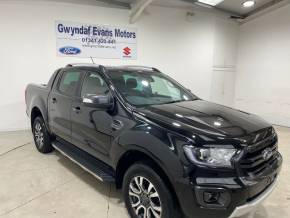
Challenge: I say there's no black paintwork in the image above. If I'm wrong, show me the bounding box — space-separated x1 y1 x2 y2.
25 65 282 218
53 138 115 182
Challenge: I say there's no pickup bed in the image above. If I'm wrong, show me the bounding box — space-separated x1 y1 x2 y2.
26 64 282 218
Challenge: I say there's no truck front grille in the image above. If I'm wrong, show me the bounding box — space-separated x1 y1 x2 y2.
239 130 278 177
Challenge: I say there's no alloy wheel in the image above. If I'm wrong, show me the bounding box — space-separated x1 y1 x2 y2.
34 122 44 148
129 176 162 218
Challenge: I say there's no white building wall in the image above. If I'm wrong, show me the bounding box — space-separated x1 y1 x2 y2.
235 5 290 127
0 0 240 131
210 17 239 107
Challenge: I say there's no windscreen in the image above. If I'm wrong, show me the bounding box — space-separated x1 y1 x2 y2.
107 70 196 107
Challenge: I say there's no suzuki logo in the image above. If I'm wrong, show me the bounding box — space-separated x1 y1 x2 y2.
123 47 131 56
262 148 273 161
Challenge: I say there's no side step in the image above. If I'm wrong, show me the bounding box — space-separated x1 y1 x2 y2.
52 140 115 183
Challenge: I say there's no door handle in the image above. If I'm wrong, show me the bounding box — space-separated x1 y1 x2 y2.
52 98 57 104
73 106 81 113
111 119 123 130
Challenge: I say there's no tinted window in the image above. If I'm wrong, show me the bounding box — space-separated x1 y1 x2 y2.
59 71 81 96
81 72 109 97
107 70 196 107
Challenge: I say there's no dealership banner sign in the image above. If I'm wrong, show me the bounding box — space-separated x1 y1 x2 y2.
55 21 137 59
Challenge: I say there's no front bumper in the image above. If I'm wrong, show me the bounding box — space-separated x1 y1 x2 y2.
229 177 278 218
174 152 282 218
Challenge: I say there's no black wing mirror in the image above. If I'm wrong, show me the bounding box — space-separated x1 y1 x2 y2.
82 94 113 110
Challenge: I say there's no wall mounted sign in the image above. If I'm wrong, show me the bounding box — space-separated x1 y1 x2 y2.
55 21 137 60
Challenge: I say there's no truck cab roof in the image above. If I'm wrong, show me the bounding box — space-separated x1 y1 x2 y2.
65 63 160 73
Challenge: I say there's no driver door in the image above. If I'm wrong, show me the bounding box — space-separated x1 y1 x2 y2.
71 71 113 163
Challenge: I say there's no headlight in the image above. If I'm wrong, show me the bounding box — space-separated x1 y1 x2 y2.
183 145 237 168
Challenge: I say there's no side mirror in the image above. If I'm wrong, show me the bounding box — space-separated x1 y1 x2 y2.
82 94 113 110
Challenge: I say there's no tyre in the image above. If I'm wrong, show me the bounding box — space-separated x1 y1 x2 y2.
123 162 179 218
32 116 54 153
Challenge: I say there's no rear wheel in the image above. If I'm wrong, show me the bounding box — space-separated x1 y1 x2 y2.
123 163 179 218
32 116 54 153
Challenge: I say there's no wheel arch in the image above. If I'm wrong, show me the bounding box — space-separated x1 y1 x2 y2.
30 106 52 134
31 107 43 129
115 149 181 209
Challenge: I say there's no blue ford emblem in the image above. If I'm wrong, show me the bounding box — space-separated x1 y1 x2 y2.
59 46 81 55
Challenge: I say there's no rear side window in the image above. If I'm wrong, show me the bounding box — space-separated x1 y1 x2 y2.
59 71 81 96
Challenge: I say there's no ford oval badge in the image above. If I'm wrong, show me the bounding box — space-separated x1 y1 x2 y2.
59 46 81 55
262 148 273 161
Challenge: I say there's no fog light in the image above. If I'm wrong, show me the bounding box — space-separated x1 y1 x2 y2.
204 191 220 204
195 186 231 208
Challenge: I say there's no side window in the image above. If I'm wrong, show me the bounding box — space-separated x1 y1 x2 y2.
59 71 81 96
81 72 109 97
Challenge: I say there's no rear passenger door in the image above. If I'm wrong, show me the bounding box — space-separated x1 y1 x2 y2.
48 69 83 143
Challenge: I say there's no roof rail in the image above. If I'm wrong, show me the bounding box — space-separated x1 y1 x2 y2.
117 65 161 72
66 63 101 68
65 64 161 73
152 67 161 73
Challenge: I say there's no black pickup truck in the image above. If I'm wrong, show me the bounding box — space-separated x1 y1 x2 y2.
25 64 282 218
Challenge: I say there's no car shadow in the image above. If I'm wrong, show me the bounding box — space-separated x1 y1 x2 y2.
52 150 124 204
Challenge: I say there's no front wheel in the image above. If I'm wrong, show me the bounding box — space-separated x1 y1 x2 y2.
123 163 179 218
32 116 54 153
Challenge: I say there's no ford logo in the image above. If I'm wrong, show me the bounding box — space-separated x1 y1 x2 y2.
59 46 81 55
262 148 273 161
